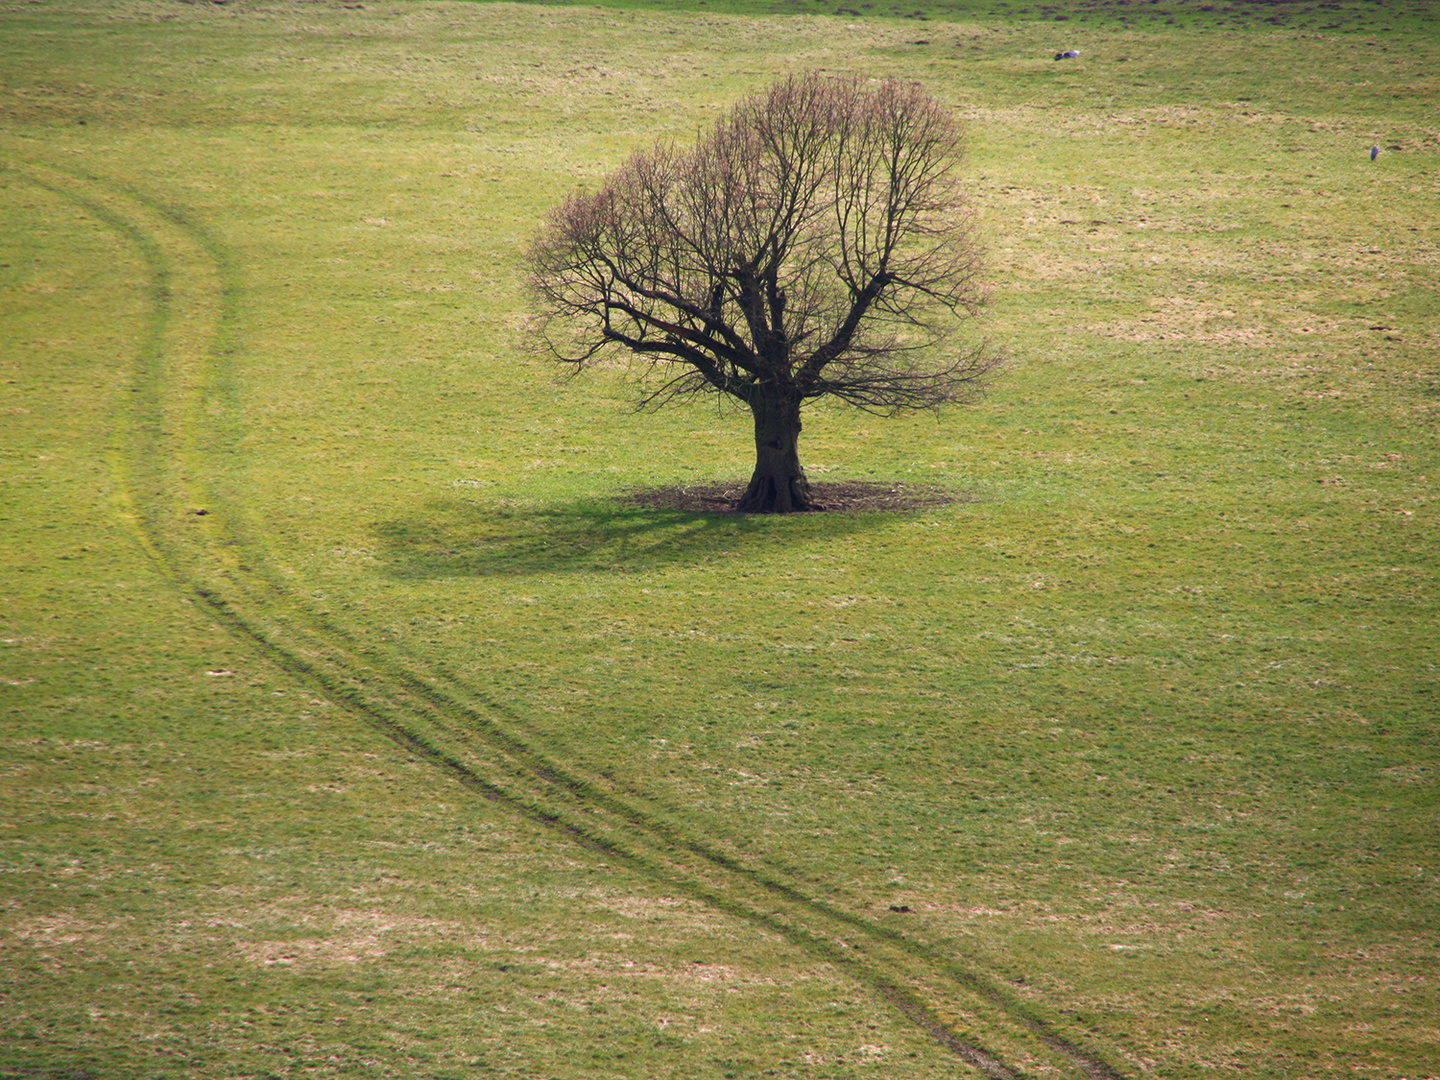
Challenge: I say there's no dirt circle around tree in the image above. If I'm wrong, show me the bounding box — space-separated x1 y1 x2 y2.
618 480 972 514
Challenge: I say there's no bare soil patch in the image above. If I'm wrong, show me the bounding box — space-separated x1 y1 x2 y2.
619 480 970 514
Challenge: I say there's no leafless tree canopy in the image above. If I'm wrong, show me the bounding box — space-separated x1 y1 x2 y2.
526 72 998 511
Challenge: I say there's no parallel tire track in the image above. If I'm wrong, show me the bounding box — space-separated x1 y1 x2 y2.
19 161 1125 1080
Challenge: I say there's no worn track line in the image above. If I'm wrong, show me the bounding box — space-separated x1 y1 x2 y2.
19 160 1125 1080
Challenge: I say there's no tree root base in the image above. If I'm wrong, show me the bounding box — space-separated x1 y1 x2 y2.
620 480 969 515
731 493 824 514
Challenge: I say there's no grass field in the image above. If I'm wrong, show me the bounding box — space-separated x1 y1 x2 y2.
2 1 1437 1077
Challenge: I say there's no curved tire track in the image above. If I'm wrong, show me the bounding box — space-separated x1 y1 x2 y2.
16 160 1125 1080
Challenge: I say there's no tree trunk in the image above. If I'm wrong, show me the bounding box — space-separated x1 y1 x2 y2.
735 389 818 513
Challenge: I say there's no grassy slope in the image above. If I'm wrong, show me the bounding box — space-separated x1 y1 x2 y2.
2 2 1436 1078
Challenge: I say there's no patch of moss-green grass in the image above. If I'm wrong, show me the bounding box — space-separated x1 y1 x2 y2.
503 0 1438 39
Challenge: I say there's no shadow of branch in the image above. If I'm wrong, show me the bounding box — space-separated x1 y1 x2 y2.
370 495 903 579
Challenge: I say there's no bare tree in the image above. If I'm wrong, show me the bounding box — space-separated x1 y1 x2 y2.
527 72 998 512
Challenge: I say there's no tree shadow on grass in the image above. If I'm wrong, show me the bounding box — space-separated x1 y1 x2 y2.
372 485 961 580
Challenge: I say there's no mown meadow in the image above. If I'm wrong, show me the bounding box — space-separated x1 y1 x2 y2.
1 1 1436 1077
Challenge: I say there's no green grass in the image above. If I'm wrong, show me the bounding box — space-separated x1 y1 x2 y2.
2 2 1436 1078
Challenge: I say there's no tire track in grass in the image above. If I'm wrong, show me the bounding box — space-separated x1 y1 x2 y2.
18 160 1124 1080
